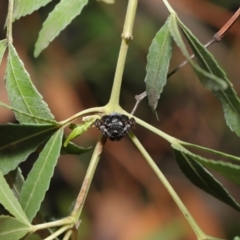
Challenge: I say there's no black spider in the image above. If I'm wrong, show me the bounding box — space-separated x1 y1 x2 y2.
95 113 135 141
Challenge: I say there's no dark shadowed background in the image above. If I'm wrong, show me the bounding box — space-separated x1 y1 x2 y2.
0 0 240 239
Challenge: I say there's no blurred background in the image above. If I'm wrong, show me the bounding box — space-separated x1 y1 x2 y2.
0 0 240 239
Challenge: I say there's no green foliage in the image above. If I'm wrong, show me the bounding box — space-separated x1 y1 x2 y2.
19 129 63 222
6 43 55 123
0 216 31 240
0 171 30 225
64 117 97 147
178 19 240 137
34 0 89 57
61 138 92 155
0 39 7 65
5 168 25 199
145 17 172 111
172 143 240 212
13 0 53 21
0 124 59 174
0 0 240 239
168 13 227 90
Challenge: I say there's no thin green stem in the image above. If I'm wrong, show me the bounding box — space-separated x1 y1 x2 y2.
7 0 14 44
59 107 104 126
129 132 207 239
123 111 177 143
44 225 73 240
32 217 74 232
107 0 138 109
71 136 107 220
63 229 73 240
162 0 176 14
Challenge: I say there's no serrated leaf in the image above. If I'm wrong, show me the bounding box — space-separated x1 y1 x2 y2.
0 124 58 175
64 118 96 147
168 13 227 91
172 143 240 212
180 141 240 163
177 20 240 136
0 171 30 225
61 137 92 155
13 0 53 21
19 129 63 222
5 168 24 199
0 39 7 65
0 216 31 240
34 0 88 57
6 43 55 123
195 158 240 187
144 17 172 110
213 88 240 136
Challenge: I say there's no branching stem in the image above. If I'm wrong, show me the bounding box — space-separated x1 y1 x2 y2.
107 0 138 110
129 132 208 239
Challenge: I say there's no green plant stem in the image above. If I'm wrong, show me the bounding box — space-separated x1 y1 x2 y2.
71 136 107 220
44 225 73 240
107 0 138 109
59 107 104 126
6 0 14 44
162 0 176 14
123 112 177 143
129 132 207 239
32 217 74 232
63 229 73 240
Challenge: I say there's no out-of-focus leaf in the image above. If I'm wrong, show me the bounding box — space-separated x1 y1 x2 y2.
213 88 240 136
6 43 55 123
0 124 58 175
34 0 88 57
180 141 240 163
19 129 63 222
61 137 92 155
64 118 96 147
0 216 31 240
13 0 53 21
0 171 30 225
172 143 240 212
144 17 172 111
0 39 7 65
168 13 227 90
178 19 240 137
188 155 240 187
5 168 24 199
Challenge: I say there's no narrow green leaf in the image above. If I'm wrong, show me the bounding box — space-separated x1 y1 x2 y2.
180 141 240 163
213 88 240 137
64 118 96 147
13 0 53 21
0 171 30 225
5 168 25 199
172 143 240 212
0 216 31 240
0 124 58 175
19 129 63 222
34 0 88 57
168 13 227 90
0 101 56 124
144 17 172 111
61 138 92 155
0 39 7 65
188 157 240 187
6 43 55 123
177 20 240 136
